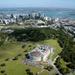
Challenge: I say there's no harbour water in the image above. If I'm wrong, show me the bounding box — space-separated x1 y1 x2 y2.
0 8 75 19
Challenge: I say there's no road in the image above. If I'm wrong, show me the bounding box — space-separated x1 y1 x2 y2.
48 59 62 75
53 55 59 64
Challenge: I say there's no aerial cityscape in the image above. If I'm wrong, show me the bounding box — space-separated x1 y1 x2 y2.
0 0 75 75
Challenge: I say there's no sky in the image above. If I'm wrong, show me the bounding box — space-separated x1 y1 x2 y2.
0 0 75 9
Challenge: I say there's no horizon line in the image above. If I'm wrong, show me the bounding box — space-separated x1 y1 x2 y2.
0 7 75 10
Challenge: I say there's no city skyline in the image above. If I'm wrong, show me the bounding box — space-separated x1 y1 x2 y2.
0 0 75 9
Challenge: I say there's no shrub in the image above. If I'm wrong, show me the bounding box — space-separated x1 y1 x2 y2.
0 63 6 67
24 50 27 52
55 73 59 75
5 58 9 61
0 70 5 73
44 66 53 71
17 54 22 56
28 45 31 47
22 45 26 48
12 57 18 60
26 69 33 75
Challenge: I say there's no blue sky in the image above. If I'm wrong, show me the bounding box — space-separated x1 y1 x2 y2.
0 0 75 8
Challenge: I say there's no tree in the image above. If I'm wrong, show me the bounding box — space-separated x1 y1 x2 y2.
26 69 33 75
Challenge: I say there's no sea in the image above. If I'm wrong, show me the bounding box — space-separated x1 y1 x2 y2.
0 7 75 19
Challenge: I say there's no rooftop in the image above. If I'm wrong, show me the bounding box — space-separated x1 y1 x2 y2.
30 50 42 57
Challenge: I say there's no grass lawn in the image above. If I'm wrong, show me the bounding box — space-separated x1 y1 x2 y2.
39 69 56 75
0 42 24 60
5 60 41 75
0 39 61 75
0 59 42 75
0 41 35 60
0 41 41 75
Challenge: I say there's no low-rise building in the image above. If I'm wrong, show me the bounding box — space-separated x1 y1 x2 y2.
27 45 54 62
37 20 45 25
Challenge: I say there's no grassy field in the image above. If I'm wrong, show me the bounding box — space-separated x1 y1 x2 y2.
0 39 61 75
0 24 30 30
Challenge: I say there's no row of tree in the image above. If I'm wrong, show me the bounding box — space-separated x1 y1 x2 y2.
57 28 75 69
55 28 75 74
9 28 57 42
